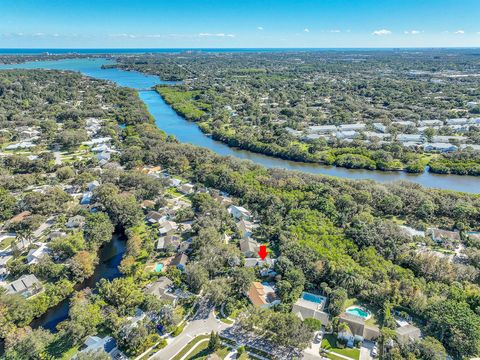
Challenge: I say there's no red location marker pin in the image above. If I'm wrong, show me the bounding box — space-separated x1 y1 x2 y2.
258 245 268 260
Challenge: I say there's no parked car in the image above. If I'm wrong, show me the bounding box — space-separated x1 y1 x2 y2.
371 346 378 357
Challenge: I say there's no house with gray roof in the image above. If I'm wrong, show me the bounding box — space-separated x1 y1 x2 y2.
145 277 178 304
239 237 260 257
292 292 330 326
4 274 43 298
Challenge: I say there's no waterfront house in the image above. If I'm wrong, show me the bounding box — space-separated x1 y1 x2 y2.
156 235 181 252
397 134 424 143
145 277 178 304
4 274 43 298
159 220 178 235
146 211 165 224
66 215 86 229
335 130 358 139
423 143 458 152
427 228 461 244
307 125 337 134
78 336 126 359
419 120 443 127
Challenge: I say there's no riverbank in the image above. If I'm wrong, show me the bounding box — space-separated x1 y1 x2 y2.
0 58 479 193
30 234 126 332
155 85 480 177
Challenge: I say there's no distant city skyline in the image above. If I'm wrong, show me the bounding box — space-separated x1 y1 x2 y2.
1 0 479 48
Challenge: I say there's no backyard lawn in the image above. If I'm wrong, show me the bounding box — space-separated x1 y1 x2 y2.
321 334 360 360
0 236 15 250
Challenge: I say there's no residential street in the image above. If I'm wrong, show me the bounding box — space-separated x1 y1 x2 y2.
149 302 230 360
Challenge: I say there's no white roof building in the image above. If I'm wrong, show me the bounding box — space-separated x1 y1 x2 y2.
27 243 50 264
307 125 337 134
336 130 358 139
397 134 424 143
373 123 387 133
338 123 366 131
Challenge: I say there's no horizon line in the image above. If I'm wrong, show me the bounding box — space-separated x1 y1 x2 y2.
1 46 480 50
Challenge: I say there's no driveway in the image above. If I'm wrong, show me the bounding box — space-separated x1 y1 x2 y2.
149 302 230 360
302 331 323 359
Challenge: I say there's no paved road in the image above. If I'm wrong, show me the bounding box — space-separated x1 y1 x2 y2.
150 303 229 360
302 332 323 359
53 151 62 165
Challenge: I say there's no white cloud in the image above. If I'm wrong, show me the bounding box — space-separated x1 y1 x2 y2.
304 28 310 33
198 33 235 38
329 29 341 33
372 29 392 36
257 26 263 31
404 30 422 35
455 30 465 34
109 33 137 38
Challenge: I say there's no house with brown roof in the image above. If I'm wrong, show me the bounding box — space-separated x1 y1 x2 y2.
247 282 280 308
427 228 461 244
8 211 31 224
427 228 462 251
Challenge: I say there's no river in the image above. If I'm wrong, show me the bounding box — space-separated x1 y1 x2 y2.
0 58 479 193
29 234 126 332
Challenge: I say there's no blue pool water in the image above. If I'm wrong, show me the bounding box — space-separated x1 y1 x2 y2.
302 292 325 304
155 263 164 272
346 307 369 319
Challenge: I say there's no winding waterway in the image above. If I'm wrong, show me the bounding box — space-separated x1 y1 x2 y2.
1 58 479 193
30 234 126 331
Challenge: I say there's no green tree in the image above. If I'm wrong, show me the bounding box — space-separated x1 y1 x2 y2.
0 187 15 221
208 331 221 352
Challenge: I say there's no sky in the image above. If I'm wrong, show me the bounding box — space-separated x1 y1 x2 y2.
0 0 479 48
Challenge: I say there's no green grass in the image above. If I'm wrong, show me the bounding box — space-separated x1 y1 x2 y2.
0 236 15 250
187 346 229 360
321 335 360 360
171 335 209 360
343 298 379 327
45 333 79 360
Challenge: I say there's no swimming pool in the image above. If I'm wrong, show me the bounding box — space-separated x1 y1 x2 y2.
345 306 371 320
154 263 164 272
301 292 325 304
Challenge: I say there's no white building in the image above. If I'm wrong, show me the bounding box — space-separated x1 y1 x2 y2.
307 125 337 134
27 243 50 265
338 123 366 131
397 134 424 143
336 130 358 139
228 205 252 221
373 123 387 133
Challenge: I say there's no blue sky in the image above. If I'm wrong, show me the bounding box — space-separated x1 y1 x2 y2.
0 0 479 48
